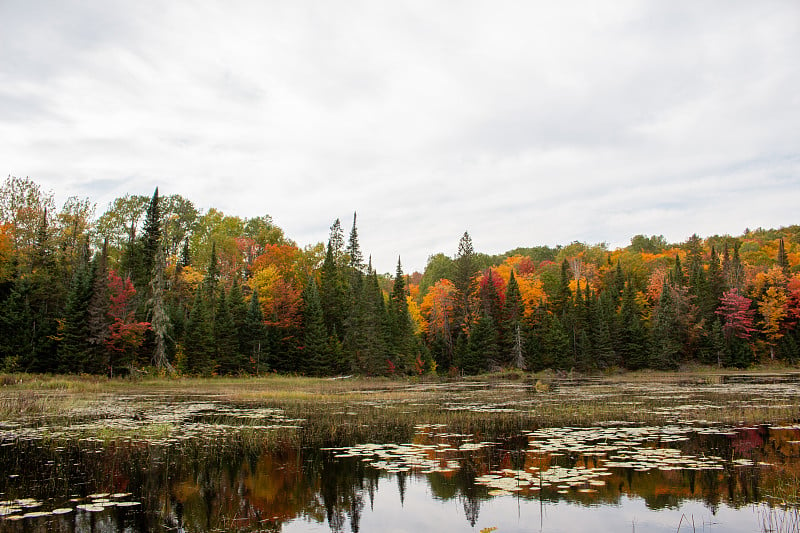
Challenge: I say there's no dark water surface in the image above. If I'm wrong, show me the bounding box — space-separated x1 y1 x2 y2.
1 379 799 532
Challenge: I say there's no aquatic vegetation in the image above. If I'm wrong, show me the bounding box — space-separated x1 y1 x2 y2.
0 372 799 532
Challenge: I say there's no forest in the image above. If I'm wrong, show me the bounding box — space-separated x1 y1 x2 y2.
1 175 799 377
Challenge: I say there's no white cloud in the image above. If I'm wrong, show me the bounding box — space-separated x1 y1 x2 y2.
1 1 798 273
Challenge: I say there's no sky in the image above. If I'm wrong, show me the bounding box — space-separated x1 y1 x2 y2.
1 1 798 274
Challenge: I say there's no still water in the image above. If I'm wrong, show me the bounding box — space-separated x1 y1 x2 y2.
0 379 798 532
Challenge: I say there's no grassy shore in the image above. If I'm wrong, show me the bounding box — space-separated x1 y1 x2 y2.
2 367 799 436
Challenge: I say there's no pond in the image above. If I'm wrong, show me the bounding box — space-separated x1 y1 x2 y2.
0 376 798 532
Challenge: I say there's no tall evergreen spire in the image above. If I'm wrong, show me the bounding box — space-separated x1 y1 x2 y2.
347 212 363 271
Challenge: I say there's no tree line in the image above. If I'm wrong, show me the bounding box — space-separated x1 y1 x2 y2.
1 176 798 376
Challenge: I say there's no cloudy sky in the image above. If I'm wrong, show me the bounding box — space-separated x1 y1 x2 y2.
1 1 798 273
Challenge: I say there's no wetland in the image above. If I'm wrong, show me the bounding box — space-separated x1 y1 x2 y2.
0 372 799 532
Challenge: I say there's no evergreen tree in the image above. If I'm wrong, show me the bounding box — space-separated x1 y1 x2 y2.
86 242 111 373
347 212 363 272
228 279 249 369
591 291 617 368
343 267 388 375
148 245 173 373
553 259 572 316
388 258 415 372
302 277 330 375
320 239 347 339
140 188 162 289
242 289 268 374
214 288 239 374
58 242 93 372
24 210 62 372
453 231 477 333
463 310 496 374
184 287 215 374
650 281 682 370
617 280 649 369
329 218 346 264
502 270 525 369
777 238 790 274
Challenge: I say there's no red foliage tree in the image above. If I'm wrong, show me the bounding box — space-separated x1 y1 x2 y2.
715 289 756 342
105 270 150 373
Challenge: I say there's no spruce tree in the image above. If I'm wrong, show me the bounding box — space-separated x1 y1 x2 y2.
59 243 93 373
302 278 330 375
501 270 525 368
346 212 363 272
214 288 239 374
87 242 111 373
184 287 215 375
320 239 347 339
228 279 249 369
464 310 496 374
618 280 649 369
453 232 478 340
242 289 268 374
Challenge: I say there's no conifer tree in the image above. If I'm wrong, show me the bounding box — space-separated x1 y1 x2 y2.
650 280 682 370
347 212 363 272
87 242 111 372
59 242 93 372
302 277 330 375
618 279 649 369
501 270 525 368
184 287 215 374
388 258 415 372
463 310 496 374
591 291 616 368
778 238 789 274
320 238 347 339
214 288 239 374
242 289 268 374
453 232 477 330
148 245 173 373
228 279 249 368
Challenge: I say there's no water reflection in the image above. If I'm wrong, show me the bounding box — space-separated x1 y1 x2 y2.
0 422 798 532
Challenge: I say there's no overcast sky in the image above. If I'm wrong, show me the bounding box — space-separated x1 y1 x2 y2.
1 1 798 273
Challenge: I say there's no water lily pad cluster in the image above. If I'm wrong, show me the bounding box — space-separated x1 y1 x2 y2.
0 493 141 521
0 400 302 446
326 424 495 474
475 465 614 496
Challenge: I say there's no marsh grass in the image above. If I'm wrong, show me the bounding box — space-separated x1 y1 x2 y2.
1 370 799 448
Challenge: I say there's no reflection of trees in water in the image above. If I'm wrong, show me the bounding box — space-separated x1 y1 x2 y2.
2 425 800 532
